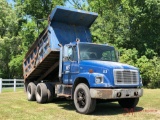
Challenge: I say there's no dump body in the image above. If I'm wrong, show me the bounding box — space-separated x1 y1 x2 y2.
23 6 98 81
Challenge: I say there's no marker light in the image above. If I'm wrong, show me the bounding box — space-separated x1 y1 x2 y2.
89 69 94 73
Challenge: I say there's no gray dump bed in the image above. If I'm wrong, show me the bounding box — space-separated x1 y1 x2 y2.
23 6 98 81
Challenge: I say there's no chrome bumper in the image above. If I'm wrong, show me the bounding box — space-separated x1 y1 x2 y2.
90 88 143 99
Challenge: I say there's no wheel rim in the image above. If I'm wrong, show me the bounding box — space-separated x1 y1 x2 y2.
77 88 86 108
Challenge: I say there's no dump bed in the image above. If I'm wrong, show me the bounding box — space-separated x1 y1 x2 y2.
23 6 98 81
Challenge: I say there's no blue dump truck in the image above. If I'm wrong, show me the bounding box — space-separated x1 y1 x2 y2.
23 6 143 114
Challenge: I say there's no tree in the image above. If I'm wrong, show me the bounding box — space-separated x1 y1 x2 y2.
15 0 64 19
88 0 160 57
0 0 19 78
88 0 160 88
8 0 65 78
0 0 65 78
0 0 19 37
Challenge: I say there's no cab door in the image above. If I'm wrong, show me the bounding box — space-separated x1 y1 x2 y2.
62 45 79 84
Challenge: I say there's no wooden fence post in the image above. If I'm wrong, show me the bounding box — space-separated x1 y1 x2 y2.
0 78 2 93
14 79 16 92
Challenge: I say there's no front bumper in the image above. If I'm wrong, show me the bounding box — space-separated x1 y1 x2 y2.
90 88 143 99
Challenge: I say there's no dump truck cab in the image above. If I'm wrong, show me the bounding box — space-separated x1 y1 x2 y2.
62 41 143 93
62 42 118 85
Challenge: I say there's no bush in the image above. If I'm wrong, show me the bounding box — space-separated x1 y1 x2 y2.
120 49 160 88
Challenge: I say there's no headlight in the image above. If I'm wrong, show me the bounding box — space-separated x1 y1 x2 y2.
95 76 104 84
140 76 143 85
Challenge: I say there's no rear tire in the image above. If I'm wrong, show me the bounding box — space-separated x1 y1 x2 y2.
35 83 48 103
74 83 96 114
27 82 36 101
118 98 139 108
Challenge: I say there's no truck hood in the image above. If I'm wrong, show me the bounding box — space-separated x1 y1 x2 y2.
80 60 138 70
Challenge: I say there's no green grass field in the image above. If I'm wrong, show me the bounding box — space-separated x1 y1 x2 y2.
0 89 160 120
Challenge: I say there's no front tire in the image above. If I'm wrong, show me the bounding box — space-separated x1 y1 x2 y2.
118 98 139 108
74 83 96 114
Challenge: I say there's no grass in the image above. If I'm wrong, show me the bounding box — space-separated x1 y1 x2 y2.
0 89 160 120
1 88 24 92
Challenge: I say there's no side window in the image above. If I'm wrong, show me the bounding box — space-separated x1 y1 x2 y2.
68 47 73 57
68 46 77 61
72 46 78 61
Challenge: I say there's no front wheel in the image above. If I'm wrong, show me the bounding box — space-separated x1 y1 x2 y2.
118 98 139 108
74 83 96 114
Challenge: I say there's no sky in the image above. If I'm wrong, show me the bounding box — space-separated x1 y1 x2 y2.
7 0 14 4
7 0 15 6
6 0 88 8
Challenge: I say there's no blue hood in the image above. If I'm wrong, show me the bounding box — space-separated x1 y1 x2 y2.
79 60 141 88
80 60 138 70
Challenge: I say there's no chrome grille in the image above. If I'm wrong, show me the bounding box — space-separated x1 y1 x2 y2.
113 69 139 85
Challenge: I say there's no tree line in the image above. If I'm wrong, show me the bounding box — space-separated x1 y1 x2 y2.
0 0 160 88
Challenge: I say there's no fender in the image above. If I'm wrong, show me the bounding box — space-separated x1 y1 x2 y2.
73 72 113 88
72 72 90 85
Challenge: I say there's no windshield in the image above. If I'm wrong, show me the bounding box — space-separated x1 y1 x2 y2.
79 43 118 62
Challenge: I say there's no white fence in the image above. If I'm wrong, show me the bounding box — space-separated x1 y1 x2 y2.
0 78 24 93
